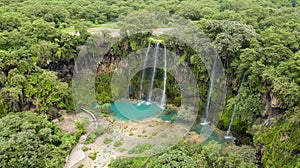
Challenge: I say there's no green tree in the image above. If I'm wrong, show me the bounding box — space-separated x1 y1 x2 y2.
202 20 258 67
254 106 300 167
120 11 158 36
224 145 258 168
147 149 197 168
0 112 75 168
176 1 203 20
108 157 134 168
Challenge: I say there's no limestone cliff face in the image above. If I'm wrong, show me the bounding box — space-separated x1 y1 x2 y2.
40 59 74 82
270 92 287 109
255 91 286 128
40 36 288 140
39 49 120 81
96 49 120 75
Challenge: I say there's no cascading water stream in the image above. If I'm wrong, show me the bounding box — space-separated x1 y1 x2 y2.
224 103 237 139
200 55 217 125
224 74 246 139
139 42 151 101
146 42 160 105
160 45 167 108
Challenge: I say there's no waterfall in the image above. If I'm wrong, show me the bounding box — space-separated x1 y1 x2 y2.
224 74 246 139
139 42 151 100
225 103 237 139
146 42 160 104
200 55 217 125
160 45 167 108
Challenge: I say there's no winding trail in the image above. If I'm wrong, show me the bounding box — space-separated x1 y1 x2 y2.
64 108 98 168
64 135 87 168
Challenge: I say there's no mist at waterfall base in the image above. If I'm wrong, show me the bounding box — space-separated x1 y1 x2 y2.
109 42 171 121
138 42 167 108
200 55 217 126
106 42 231 144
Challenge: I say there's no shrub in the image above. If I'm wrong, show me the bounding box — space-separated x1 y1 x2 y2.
128 143 153 154
103 137 113 144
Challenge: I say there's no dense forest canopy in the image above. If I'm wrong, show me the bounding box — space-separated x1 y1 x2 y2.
0 0 299 167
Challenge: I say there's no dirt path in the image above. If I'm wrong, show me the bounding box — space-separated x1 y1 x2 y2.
58 110 211 168
61 114 186 167
64 135 87 168
56 110 99 168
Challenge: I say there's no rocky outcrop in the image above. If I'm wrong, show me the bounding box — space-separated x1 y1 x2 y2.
97 49 120 75
254 91 285 128
41 59 74 82
270 92 287 109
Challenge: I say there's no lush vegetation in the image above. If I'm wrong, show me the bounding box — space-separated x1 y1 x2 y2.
109 139 257 168
0 0 299 167
0 112 77 167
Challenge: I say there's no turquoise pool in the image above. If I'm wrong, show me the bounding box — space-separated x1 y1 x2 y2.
109 101 230 144
109 100 177 121
190 125 229 144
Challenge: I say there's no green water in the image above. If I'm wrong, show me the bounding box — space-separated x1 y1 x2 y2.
160 110 177 121
109 100 178 121
190 125 229 144
109 101 230 144
110 101 162 121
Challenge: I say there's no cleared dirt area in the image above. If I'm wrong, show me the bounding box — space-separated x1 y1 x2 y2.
53 110 77 135
57 110 191 168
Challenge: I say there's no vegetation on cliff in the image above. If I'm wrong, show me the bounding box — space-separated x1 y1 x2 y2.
0 0 299 167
